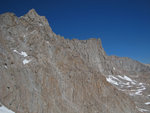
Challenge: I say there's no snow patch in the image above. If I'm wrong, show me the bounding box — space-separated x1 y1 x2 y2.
106 76 119 85
20 52 27 57
123 76 132 81
13 50 18 53
145 102 150 105
130 83 146 96
113 67 115 70
0 105 15 113
39 23 43 26
137 84 146 95
118 75 136 85
23 59 31 65
106 75 146 96
4 66 7 69
106 75 134 86
137 107 149 112
135 90 143 95
13 50 28 57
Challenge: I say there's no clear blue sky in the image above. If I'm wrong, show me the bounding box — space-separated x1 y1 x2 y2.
0 0 150 63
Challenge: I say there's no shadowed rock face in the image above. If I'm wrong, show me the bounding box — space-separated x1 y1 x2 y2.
0 9 143 113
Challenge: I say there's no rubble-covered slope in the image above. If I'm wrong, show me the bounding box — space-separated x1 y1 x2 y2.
0 9 143 113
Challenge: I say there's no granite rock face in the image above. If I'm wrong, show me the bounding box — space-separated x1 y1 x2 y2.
0 9 147 113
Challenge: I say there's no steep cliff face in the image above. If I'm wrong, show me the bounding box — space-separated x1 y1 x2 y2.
0 9 145 113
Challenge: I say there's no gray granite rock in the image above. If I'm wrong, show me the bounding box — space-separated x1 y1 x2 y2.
0 9 144 113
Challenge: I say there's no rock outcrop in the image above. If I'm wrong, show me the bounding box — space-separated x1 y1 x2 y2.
0 9 148 113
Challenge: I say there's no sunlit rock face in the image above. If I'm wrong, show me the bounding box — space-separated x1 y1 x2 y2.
0 9 146 113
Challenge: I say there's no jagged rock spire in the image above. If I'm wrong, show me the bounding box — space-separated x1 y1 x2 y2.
25 9 39 19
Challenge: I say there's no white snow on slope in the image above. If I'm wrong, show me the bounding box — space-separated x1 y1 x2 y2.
118 75 136 85
23 59 31 65
4 66 7 69
13 50 27 57
137 107 149 112
106 75 135 86
106 75 146 96
106 75 149 112
145 102 150 105
39 23 43 26
0 105 15 113
106 77 119 85
130 83 146 96
136 86 146 95
106 75 150 113
13 50 31 65
135 90 143 95
113 67 115 70
20 52 27 57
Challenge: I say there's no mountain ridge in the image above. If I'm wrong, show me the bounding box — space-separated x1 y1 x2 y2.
0 9 150 113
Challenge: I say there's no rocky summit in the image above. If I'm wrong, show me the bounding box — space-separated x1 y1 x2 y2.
0 9 150 113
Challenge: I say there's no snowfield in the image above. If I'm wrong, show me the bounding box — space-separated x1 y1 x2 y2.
0 105 15 113
106 74 149 113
